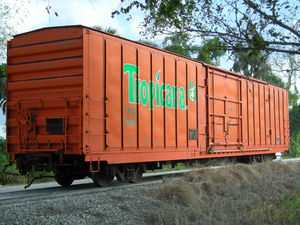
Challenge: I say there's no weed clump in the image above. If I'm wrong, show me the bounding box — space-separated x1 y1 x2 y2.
150 161 300 225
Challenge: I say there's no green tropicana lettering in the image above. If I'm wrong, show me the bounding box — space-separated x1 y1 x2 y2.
123 64 189 110
123 64 139 104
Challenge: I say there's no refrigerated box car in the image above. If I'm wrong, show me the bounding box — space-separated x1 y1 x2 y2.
5 26 290 186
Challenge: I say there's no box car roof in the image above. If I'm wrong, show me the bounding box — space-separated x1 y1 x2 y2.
11 25 285 89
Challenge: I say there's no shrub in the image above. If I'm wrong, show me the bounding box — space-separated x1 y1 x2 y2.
148 161 300 225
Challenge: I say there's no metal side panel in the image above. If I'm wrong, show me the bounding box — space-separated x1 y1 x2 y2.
83 29 106 162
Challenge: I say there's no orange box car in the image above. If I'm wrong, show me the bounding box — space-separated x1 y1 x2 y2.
6 26 289 186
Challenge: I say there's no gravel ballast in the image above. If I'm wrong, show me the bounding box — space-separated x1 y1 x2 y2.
0 183 161 225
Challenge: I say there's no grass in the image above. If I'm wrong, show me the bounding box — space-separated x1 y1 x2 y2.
254 193 300 224
0 163 54 186
148 163 189 173
146 161 300 225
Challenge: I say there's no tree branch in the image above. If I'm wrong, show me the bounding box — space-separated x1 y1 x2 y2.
227 46 300 54
244 0 300 39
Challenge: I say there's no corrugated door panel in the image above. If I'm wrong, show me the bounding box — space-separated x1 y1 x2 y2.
176 60 187 147
209 70 241 150
137 49 151 148
122 45 137 148
247 81 254 147
83 31 105 158
165 56 176 148
210 70 225 149
225 75 240 148
106 40 122 149
279 89 284 145
187 63 197 148
197 65 207 152
241 79 248 147
265 86 271 146
151 53 164 148
259 84 265 146
253 83 260 146
269 86 275 145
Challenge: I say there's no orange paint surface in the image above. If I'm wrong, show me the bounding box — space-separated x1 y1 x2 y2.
6 26 290 164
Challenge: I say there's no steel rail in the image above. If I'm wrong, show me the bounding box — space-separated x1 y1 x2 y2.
1 158 299 206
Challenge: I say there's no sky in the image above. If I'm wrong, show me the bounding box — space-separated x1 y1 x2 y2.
0 0 299 138
10 0 144 40
0 0 145 138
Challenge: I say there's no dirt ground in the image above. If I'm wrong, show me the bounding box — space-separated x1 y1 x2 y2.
0 161 299 225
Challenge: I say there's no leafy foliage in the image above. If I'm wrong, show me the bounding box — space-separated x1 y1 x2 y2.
113 0 300 55
92 26 118 35
0 3 13 61
0 138 8 172
0 1 24 61
289 134 300 158
233 50 270 79
138 39 159 48
161 33 225 66
152 162 300 224
196 38 226 66
0 63 6 114
290 104 300 137
0 137 55 185
162 32 196 58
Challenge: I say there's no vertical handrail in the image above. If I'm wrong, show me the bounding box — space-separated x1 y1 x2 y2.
64 99 68 154
238 76 242 148
206 67 211 150
17 102 21 150
79 97 82 154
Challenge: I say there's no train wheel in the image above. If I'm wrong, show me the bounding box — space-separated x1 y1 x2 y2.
54 171 74 187
91 167 114 187
128 167 143 183
116 172 126 182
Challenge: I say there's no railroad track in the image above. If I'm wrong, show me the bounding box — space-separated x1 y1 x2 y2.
0 169 189 206
1 158 299 206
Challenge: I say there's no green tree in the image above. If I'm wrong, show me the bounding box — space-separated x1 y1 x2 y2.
289 104 300 157
290 104 300 136
0 63 6 114
232 50 299 104
196 38 225 66
0 137 8 171
0 1 23 115
232 49 300 157
92 26 118 35
232 50 273 80
161 33 225 66
162 32 197 58
272 54 300 107
0 1 25 61
138 39 159 48
113 0 300 55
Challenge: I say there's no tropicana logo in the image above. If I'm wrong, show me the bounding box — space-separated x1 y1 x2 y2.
123 64 196 110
